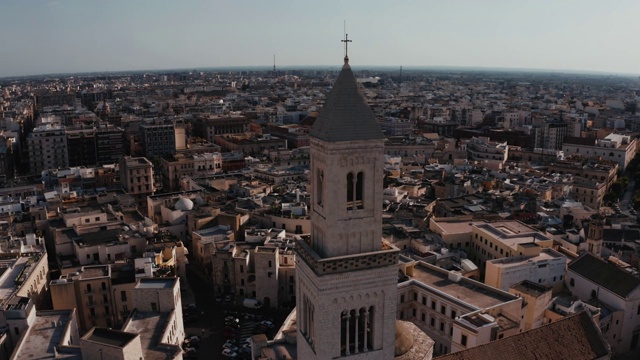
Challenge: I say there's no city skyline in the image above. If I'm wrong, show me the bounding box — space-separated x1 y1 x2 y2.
1 0 640 78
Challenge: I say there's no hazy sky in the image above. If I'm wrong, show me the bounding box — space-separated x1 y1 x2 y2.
1 0 639 77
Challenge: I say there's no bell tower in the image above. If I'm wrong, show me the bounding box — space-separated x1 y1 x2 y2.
586 214 603 256
296 37 399 359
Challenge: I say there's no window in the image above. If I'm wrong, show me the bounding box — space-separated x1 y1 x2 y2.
451 310 457 319
121 291 127 302
422 297 427 306
412 309 416 317
441 305 446 315
461 335 468 346
422 313 426 322
86 284 92 293
151 302 158 312
316 169 323 206
101 282 107 291
413 293 418 301
440 322 445 332
401 295 405 303
431 301 436 310
430 318 435 327
268 261 272 268
570 278 575 287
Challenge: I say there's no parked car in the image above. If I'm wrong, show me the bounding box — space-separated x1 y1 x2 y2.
222 348 238 358
242 298 263 309
223 340 237 349
261 320 275 329
189 335 201 343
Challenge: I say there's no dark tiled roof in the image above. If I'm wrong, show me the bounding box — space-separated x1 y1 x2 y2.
309 63 384 142
435 312 610 360
568 252 640 298
602 228 640 243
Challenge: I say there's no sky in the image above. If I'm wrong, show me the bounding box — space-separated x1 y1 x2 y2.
1 0 639 77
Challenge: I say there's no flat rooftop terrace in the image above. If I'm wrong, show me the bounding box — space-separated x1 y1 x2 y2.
124 311 180 360
411 263 516 309
135 278 176 289
488 248 566 267
86 327 137 347
13 310 80 360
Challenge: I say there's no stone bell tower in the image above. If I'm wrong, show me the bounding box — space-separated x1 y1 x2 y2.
295 37 400 359
586 214 603 257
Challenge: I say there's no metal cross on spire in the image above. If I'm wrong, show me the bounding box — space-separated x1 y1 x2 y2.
341 33 352 65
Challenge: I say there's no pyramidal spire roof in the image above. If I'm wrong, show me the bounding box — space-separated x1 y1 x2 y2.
309 59 384 142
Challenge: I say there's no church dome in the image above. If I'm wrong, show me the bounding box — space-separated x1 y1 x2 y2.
174 197 194 211
394 320 415 357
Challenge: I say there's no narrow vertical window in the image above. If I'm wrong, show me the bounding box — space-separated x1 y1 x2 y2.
356 172 364 209
316 169 323 206
347 172 354 209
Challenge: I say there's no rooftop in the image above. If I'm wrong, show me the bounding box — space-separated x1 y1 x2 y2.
12 310 81 360
123 311 180 360
134 277 177 289
568 252 640 298
85 327 138 348
435 312 610 360
487 248 566 268
510 280 551 298
410 262 517 309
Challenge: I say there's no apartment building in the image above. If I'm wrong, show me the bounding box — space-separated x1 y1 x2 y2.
563 134 638 170
9 309 81 360
119 156 154 210
160 152 222 191
210 231 297 308
466 136 508 163
397 260 523 357
27 124 68 174
140 120 178 158
570 176 607 210
485 248 567 293
0 248 49 354
468 221 554 271
66 127 97 167
50 264 137 332
192 115 251 141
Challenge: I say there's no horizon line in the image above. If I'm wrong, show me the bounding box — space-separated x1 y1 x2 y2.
2 64 639 81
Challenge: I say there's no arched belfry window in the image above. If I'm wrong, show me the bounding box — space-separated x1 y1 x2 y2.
347 172 364 210
316 169 324 206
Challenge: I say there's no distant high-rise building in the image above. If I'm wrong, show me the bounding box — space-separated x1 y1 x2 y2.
27 125 68 174
66 128 97 167
96 126 125 165
140 120 177 159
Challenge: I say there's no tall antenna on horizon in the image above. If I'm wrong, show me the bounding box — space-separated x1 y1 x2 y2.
399 65 403 84
273 55 276 73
